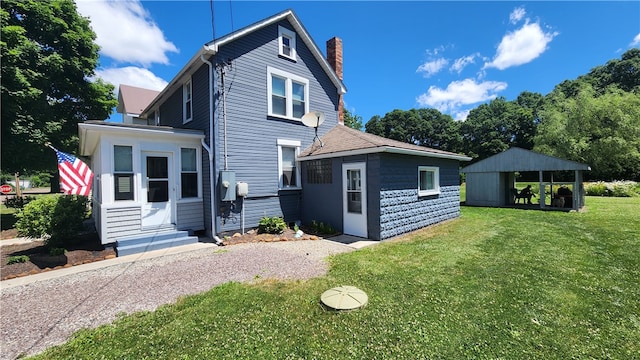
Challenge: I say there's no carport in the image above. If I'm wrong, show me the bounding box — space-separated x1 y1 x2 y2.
461 148 591 211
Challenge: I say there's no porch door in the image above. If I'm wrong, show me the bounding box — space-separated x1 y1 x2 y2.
142 152 174 229
342 162 367 238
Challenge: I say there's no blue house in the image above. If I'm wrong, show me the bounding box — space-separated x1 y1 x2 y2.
78 10 470 255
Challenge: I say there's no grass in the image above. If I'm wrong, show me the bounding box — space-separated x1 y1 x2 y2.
31 197 640 359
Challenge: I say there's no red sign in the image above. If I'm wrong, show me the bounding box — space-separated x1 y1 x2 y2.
0 184 13 194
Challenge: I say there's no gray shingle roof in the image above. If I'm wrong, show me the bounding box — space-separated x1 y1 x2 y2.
299 125 470 161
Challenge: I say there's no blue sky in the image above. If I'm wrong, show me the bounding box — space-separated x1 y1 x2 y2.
76 1 640 122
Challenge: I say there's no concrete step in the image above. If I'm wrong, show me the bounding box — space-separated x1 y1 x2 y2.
116 231 199 257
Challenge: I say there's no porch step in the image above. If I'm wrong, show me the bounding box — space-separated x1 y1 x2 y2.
116 230 199 257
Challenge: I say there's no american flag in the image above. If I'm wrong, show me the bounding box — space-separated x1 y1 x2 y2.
55 150 93 197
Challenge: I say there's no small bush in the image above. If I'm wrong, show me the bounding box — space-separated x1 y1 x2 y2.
7 255 30 265
258 216 287 234
3 195 36 210
30 173 52 188
49 247 67 256
310 220 336 235
16 195 89 247
585 181 638 197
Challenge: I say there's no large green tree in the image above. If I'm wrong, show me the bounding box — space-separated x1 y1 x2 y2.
536 84 640 181
1 0 116 177
365 108 461 153
460 96 539 160
343 108 363 131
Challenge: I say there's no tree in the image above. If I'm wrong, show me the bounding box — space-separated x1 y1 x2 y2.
1 0 116 180
460 97 538 160
535 85 640 181
343 108 363 131
365 108 462 153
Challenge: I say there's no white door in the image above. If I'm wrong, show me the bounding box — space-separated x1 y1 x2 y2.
342 162 367 238
141 152 174 229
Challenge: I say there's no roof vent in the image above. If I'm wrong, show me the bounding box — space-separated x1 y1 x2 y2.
320 285 368 311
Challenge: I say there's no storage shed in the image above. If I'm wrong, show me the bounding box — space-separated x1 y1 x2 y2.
461 148 591 211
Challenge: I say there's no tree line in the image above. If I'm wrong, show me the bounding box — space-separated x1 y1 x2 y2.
347 48 640 181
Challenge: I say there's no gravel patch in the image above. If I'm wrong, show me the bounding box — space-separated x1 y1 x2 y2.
0 240 353 360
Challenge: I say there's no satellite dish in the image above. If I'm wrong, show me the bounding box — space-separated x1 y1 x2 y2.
301 111 325 128
301 111 325 147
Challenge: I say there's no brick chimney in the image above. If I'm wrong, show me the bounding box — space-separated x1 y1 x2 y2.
327 37 344 125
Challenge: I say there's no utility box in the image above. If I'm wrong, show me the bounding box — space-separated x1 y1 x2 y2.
237 181 249 197
220 171 236 201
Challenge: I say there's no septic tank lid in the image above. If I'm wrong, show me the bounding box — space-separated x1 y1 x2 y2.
320 286 368 311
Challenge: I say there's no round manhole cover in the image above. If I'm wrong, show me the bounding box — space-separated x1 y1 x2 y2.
320 286 368 311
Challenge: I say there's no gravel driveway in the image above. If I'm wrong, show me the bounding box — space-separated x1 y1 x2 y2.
0 240 353 360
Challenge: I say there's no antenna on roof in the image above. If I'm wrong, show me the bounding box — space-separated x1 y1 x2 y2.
301 111 325 147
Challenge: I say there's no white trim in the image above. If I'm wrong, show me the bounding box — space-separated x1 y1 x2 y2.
418 166 440 197
179 147 201 199
342 162 367 237
278 25 297 60
183 79 193 124
267 66 309 120
277 139 301 190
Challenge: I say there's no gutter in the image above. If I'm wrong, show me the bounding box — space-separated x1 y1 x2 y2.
200 47 223 245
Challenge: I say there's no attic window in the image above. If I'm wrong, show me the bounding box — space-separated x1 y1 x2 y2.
278 26 296 60
183 79 192 123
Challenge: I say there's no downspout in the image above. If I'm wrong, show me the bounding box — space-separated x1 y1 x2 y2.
200 48 223 245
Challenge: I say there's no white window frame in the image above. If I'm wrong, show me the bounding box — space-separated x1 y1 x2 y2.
183 79 192 124
277 139 301 190
418 166 440 196
113 145 135 202
180 147 200 199
267 67 309 120
278 25 297 60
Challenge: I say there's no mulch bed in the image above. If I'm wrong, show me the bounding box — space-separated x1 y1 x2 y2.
1 227 333 281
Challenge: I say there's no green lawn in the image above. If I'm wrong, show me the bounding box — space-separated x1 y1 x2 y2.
32 197 640 359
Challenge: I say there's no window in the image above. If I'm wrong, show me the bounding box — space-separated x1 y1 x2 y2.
277 139 301 189
114 145 134 201
183 80 192 123
306 159 332 184
278 26 296 60
267 67 309 120
181 148 198 198
418 166 440 196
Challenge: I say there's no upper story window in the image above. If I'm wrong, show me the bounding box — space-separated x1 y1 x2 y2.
183 79 192 123
267 67 309 120
114 145 134 201
180 148 198 198
418 166 440 197
277 139 301 189
278 26 296 60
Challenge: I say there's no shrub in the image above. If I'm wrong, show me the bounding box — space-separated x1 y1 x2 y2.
585 182 610 196
30 173 52 188
7 255 30 265
585 181 639 197
3 195 36 209
258 216 287 234
309 220 336 235
15 195 89 247
49 247 67 256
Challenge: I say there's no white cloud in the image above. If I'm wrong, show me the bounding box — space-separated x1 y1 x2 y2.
450 54 477 74
76 0 178 67
632 33 640 47
417 58 449 77
510 7 526 24
95 67 168 93
484 21 558 70
452 109 471 121
416 78 507 113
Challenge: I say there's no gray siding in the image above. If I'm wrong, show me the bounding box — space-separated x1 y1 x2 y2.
465 172 501 207
377 153 461 240
213 20 339 233
154 19 341 235
301 158 342 231
177 201 205 231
